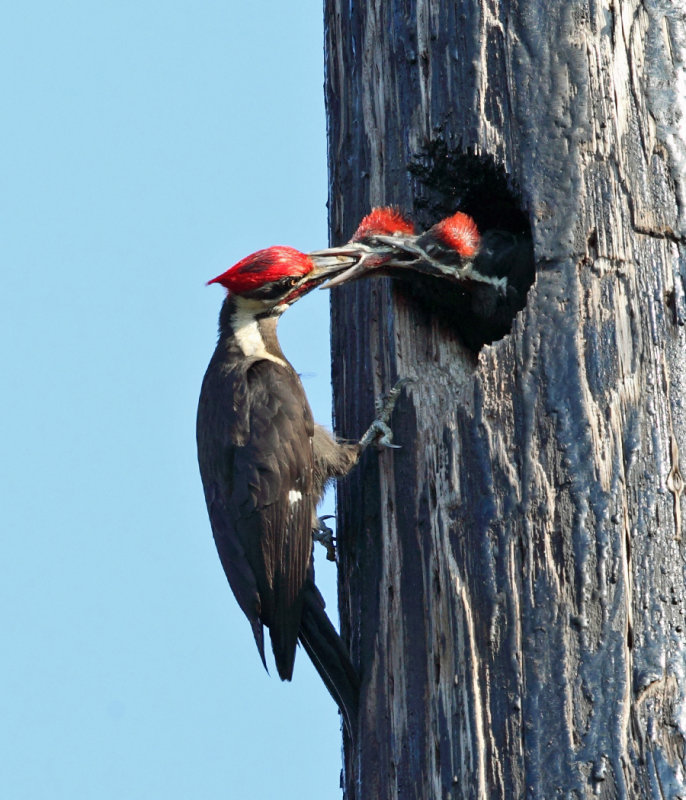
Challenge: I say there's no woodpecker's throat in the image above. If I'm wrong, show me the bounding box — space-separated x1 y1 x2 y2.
222 296 288 368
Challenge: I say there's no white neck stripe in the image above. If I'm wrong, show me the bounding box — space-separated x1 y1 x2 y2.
230 305 287 368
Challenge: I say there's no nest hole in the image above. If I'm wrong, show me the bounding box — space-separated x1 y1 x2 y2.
398 141 536 352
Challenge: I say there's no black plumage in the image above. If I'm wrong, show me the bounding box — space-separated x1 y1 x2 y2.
197 284 360 734
198 349 313 677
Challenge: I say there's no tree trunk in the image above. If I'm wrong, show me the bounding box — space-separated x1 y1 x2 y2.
324 1 686 798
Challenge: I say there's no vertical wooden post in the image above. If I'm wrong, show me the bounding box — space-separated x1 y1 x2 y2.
325 1 686 797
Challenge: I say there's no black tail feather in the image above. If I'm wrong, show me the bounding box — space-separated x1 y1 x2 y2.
298 581 359 739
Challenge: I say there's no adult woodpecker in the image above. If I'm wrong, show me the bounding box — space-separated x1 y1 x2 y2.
196 244 402 737
317 207 535 349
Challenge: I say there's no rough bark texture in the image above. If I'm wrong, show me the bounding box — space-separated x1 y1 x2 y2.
324 1 686 798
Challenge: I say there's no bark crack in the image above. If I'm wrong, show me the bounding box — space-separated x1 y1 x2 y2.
666 434 684 540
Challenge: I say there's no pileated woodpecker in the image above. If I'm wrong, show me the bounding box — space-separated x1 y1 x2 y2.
317 207 535 349
197 244 402 737
316 207 418 278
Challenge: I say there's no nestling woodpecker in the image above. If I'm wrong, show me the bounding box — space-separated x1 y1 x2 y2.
313 207 418 284
412 211 532 295
315 207 535 349
399 210 535 346
351 206 417 244
196 244 404 736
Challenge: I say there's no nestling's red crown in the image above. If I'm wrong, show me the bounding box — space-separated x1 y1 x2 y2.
430 212 480 257
352 207 416 242
207 246 314 294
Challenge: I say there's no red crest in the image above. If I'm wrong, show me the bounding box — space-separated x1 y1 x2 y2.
431 212 480 257
207 246 314 294
352 207 416 242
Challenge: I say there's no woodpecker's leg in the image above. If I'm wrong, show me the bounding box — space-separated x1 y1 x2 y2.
310 382 408 558
313 515 337 562
359 378 411 451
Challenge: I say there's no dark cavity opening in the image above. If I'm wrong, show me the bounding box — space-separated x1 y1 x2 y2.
400 141 535 352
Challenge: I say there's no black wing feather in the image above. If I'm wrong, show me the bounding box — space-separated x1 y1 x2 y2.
197 351 315 680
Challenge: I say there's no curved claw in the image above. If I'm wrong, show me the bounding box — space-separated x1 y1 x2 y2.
313 516 337 561
359 378 413 451
359 419 398 450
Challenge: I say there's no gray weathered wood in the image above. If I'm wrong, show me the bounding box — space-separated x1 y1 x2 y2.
324 0 686 797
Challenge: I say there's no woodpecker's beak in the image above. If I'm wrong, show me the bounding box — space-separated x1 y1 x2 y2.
309 237 509 293
307 252 359 276
367 236 508 292
301 251 363 289
307 245 368 288
370 235 484 281
304 248 368 288
309 237 426 289
278 252 363 304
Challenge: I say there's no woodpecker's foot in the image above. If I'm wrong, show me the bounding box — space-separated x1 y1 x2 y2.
360 418 398 450
359 378 411 451
313 516 337 561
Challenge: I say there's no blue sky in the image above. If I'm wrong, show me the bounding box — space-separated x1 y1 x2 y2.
2 3 347 797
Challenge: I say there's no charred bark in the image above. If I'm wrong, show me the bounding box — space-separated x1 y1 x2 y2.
325 1 686 798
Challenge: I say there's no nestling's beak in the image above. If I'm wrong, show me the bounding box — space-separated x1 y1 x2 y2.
309 237 424 289
309 236 507 293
